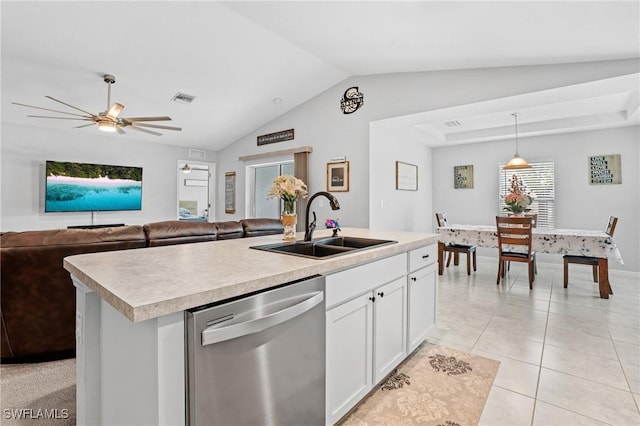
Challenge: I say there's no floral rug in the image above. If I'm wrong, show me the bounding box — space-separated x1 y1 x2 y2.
338 343 500 426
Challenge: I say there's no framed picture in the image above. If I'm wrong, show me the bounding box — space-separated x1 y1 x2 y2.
327 161 350 192
396 161 418 191
224 172 236 213
589 154 622 185
454 165 474 189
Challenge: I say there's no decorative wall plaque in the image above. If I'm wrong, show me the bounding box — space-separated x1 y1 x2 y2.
257 129 294 146
589 154 621 185
224 172 236 213
340 87 364 114
454 165 474 189
395 161 418 191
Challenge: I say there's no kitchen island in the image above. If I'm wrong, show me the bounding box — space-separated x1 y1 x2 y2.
64 227 438 425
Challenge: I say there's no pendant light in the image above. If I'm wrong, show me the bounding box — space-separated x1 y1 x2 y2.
181 164 192 174
503 112 531 170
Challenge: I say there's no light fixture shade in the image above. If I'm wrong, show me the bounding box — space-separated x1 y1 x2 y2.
98 121 117 132
503 155 532 169
181 164 192 174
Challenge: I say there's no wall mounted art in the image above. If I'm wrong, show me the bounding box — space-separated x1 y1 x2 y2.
589 154 621 185
327 161 350 192
257 128 294 146
454 165 474 189
340 87 364 114
224 172 236 213
396 161 418 191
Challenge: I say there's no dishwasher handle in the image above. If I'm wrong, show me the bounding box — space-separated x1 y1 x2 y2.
201 290 324 346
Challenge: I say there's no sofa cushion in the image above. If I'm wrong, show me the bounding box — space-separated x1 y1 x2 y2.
239 218 284 237
215 221 245 240
143 221 217 247
0 226 146 362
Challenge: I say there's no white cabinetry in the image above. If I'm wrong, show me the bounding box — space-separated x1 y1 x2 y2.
325 254 406 425
407 245 437 354
373 277 406 383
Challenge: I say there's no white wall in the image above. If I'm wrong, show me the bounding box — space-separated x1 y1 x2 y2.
432 126 639 272
1 123 217 230
369 120 432 232
214 59 639 232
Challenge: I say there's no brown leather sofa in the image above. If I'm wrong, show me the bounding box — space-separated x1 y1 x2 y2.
1 218 283 363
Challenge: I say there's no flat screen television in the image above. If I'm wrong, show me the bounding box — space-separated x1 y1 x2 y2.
45 160 143 212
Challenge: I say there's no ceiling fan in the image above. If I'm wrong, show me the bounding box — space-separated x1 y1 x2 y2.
12 74 182 136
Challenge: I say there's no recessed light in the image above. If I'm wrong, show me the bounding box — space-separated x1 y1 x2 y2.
272 97 282 105
444 120 461 127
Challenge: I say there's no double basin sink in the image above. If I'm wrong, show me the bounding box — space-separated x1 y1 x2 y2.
250 236 397 259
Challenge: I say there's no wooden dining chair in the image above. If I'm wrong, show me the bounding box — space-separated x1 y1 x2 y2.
435 212 477 275
563 216 618 288
496 215 536 289
507 213 537 273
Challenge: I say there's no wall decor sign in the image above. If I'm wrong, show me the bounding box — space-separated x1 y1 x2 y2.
257 129 294 146
589 154 621 185
453 165 474 189
340 87 364 114
396 161 418 191
327 161 350 192
224 172 236 213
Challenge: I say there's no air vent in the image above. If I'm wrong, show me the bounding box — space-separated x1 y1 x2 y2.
189 149 206 160
444 120 461 127
172 92 196 104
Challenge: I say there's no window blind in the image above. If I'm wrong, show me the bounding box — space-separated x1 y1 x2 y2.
498 161 555 228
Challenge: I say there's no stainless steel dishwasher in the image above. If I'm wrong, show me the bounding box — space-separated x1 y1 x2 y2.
185 275 325 426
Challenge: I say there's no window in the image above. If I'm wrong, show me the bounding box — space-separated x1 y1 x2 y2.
250 161 294 218
498 161 555 228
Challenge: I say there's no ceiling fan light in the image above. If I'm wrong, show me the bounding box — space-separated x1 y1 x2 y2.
98 121 117 132
503 155 532 169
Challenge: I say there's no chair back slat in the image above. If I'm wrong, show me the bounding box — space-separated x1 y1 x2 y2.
496 216 534 258
435 212 448 227
606 216 618 236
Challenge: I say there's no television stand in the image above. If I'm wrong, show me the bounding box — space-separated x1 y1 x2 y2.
68 224 126 230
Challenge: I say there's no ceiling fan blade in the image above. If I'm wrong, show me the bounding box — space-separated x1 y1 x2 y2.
128 125 162 136
12 102 93 118
107 103 124 119
74 123 95 129
122 116 172 122
45 96 98 118
27 115 94 121
116 126 126 135
130 123 182 131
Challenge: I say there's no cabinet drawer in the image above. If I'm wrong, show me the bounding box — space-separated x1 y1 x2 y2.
325 253 407 309
408 244 436 272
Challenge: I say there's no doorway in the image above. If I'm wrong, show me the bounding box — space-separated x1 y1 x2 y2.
177 161 216 222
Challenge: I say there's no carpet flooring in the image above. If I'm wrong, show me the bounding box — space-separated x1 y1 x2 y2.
339 343 500 426
0 358 75 426
0 343 498 426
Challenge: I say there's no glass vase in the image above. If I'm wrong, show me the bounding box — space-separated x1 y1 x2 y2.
281 200 296 241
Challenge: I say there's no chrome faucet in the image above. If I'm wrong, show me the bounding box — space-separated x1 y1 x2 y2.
304 191 340 241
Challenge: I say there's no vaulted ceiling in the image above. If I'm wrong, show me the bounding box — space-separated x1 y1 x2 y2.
2 1 638 151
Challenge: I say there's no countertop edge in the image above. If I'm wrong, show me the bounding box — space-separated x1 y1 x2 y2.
65 230 439 323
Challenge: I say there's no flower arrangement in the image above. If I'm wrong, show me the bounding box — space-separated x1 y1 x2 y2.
325 218 340 230
267 175 308 214
503 174 535 214
325 218 340 236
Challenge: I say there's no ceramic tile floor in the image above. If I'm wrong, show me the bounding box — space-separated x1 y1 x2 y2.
428 257 640 425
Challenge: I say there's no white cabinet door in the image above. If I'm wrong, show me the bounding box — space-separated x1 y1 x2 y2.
407 263 437 353
326 293 373 425
373 277 407 383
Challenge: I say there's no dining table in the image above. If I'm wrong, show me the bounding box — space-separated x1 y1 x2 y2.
437 224 624 299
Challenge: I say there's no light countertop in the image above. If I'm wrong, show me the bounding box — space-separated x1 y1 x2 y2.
64 228 438 323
